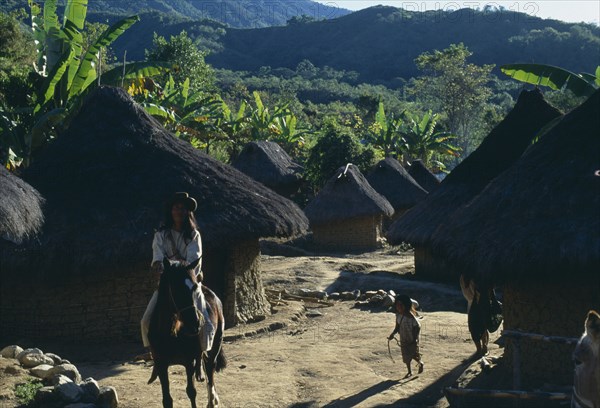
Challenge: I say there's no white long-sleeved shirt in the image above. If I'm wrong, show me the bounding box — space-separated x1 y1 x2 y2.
152 229 202 276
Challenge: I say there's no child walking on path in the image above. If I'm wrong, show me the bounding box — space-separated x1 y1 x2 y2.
388 294 424 378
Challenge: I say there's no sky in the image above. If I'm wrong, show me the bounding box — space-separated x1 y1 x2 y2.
313 1 600 25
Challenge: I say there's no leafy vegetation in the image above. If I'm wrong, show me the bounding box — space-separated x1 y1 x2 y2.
14 378 43 406
304 120 377 190
145 30 215 95
0 1 168 166
408 43 494 155
0 0 349 29
205 6 600 85
1 2 595 198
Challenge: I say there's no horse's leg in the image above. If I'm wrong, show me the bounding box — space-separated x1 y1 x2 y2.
204 346 222 408
185 363 197 408
157 364 173 408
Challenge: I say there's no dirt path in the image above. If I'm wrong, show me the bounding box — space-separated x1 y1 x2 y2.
1 249 501 407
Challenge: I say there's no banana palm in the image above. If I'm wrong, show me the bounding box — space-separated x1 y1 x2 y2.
400 111 461 165
129 75 224 150
366 101 404 157
18 0 168 165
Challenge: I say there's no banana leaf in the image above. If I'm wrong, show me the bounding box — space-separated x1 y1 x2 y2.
500 64 596 97
35 47 76 113
140 103 176 122
63 0 87 30
100 61 171 86
581 66 600 87
69 15 140 98
29 107 67 149
29 0 46 75
375 102 388 133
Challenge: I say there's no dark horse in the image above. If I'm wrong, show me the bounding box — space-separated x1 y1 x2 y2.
148 259 226 408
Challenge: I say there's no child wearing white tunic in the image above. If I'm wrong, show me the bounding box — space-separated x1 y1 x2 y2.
388 294 424 378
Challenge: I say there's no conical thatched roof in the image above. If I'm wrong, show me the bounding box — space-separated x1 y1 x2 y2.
231 140 303 194
0 167 44 244
7 86 308 274
407 160 440 193
387 89 562 245
366 157 427 211
433 89 600 284
304 163 394 225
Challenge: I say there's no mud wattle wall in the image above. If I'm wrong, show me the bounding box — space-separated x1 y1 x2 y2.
203 239 270 328
0 241 272 341
503 282 600 386
312 215 384 251
0 262 154 342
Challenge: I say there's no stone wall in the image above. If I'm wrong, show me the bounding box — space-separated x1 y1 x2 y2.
312 215 383 251
0 262 154 342
503 282 600 386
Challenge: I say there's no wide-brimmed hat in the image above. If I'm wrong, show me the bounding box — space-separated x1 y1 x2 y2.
168 192 197 212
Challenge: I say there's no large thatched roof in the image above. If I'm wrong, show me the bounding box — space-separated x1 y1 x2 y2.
433 89 600 284
304 163 394 225
366 158 427 211
6 86 308 274
231 140 303 194
0 167 44 244
406 160 440 193
387 89 562 245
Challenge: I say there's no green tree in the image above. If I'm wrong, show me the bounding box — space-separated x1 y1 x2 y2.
0 11 35 108
305 120 376 190
146 31 215 95
408 43 493 154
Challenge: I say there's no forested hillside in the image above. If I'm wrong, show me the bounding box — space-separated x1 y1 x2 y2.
0 0 349 28
207 6 600 83
3 2 597 83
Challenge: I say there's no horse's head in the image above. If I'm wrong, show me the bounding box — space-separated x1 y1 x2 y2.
573 310 600 408
160 258 201 337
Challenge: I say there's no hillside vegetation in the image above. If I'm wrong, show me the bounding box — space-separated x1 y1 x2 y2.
207 6 600 83
0 0 349 28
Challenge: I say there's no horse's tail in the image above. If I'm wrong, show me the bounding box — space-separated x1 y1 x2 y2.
216 346 227 372
148 365 158 384
214 313 227 372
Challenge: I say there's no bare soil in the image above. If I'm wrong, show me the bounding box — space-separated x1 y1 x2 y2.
0 248 505 408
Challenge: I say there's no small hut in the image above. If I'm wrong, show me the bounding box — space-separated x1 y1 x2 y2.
0 167 44 244
406 159 440 193
366 157 427 225
232 140 304 198
305 164 393 251
433 89 600 386
0 87 308 341
386 89 562 281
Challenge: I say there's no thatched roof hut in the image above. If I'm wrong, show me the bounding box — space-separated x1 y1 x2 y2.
1 86 308 340
366 157 427 217
305 163 393 250
232 140 304 197
0 167 44 244
433 89 600 386
386 89 562 281
406 159 440 193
